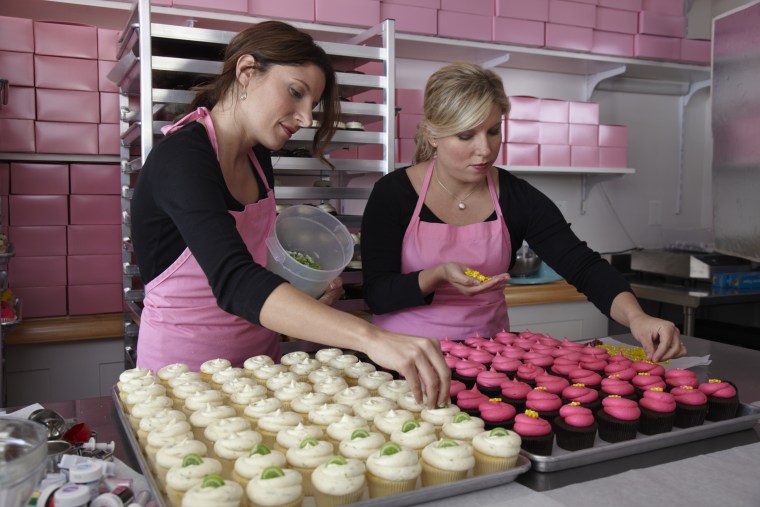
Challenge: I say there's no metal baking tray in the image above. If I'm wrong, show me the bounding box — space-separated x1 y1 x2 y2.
523 401 760 472
112 385 530 507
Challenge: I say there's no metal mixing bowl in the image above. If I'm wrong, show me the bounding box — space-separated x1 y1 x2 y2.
509 245 542 277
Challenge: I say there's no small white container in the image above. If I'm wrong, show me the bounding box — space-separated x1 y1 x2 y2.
53 483 91 507
68 460 103 501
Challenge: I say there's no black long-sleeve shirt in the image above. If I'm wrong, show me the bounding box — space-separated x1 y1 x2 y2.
361 166 631 317
131 122 286 325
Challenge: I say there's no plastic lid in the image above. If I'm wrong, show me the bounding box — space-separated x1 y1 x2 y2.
90 493 124 507
69 461 103 483
53 484 91 507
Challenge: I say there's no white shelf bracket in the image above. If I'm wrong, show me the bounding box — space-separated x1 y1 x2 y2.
585 65 626 101
580 173 623 215
676 79 711 214
480 53 510 69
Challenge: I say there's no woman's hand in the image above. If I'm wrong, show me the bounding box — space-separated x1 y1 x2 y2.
317 277 345 306
365 332 451 408
442 262 510 296
629 314 686 362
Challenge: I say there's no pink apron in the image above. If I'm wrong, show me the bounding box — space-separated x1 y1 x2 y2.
136 107 280 371
373 160 511 340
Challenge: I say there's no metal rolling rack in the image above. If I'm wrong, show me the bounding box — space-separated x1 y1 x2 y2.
109 0 397 366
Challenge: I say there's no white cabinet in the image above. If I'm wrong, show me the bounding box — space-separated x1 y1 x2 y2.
508 302 609 342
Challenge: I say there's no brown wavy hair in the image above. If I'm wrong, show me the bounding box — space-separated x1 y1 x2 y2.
190 20 339 167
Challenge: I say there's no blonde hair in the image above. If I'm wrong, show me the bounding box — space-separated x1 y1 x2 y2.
413 63 510 164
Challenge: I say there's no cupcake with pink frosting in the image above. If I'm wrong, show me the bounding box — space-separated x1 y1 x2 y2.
534 373 570 396
468 347 495 367
456 386 490 416
522 351 554 369
479 340 506 356
664 368 699 391
513 410 554 456
561 383 601 413
603 363 637 381
632 373 666 398
631 360 666 377
464 332 490 348
699 379 739 421
449 380 466 404
596 395 640 443
490 355 521 378
638 388 676 435
448 343 473 359
515 363 545 388
578 356 608 376
476 368 510 398
525 387 562 426
493 329 518 346
601 377 636 401
499 378 532 414
478 398 516 430
443 354 459 370
554 402 597 451
550 356 580 379
439 337 458 354
453 359 487 389
606 351 632 368
568 368 602 390
500 345 526 361
559 338 584 350
671 386 709 428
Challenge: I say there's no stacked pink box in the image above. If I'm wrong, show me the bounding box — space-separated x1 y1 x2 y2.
380 0 438 36
394 88 424 164
0 16 36 153
98 28 122 155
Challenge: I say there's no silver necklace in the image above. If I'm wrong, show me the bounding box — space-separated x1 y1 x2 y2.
434 169 481 210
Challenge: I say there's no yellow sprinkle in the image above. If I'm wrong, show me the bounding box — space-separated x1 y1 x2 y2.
638 372 651 376
488 397 502 403
533 386 547 391
680 386 694 390
607 395 621 398
649 387 664 392
708 378 721 383
572 383 586 387
569 401 581 406
524 409 539 418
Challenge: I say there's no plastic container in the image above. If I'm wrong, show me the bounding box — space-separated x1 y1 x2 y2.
53 483 90 507
69 460 103 501
0 416 48 507
266 205 353 297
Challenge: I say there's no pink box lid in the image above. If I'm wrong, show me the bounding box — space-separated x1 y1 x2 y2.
508 96 541 121
545 23 594 53
0 51 35 87
592 30 634 57
440 0 492 16
568 101 600 125
0 16 34 53
70 163 121 195
10 286 67 318
35 121 99 155
36 89 100 124
380 3 438 36
34 55 98 92
67 284 124 315
495 0 549 21
549 0 597 28
69 194 121 225
8 226 68 257
315 0 381 28
67 224 122 255
0 119 35 153
539 98 570 123
0 86 35 120
34 21 98 60
492 16 546 47
249 0 315 22
437 10 492 42
540 144 571 166
10 163 70 195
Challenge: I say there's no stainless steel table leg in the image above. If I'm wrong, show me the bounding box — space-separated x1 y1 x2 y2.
683 307 696 337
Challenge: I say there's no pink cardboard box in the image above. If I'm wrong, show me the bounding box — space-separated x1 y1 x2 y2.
0 16 34 53
69 195 121 225
0 86 35 120
492 17 546 47
545 23 593 52
9 195 68 226
598 124 628 146
36 89 100 124
634 34 680 61
100 93 120 123
35 55 98 91
569 124 599 146
356 144 384 160
0 51 34 87
172 0 247 13
638 11 685 38
396 138 417 163
540 144 571 166
397 113 423 139
440 0 492 15
68 254 122 285
99 60 119 93
328 146 357 160
70 164 121 195
68 284 123 315
681 39 710 64
0 163 8 195
35 121 99 155
592 30 634 57
506 120 540 144
495 0 549 21
0 119 35 153
10 163 69 195
97 28 121 61
380 3 437 35
10 286 67 318
571 146 600 167
642 0 683 16
8 256 67 287
8 226 67 257
569 101 599 124
597 0 641 11
595 6 637 34
549 0 596 28
438 10 492 42
98 124 121 155
34 22 98 60
600 146 627 167
505 143 540 166
508 96 541 121
249 0 315 22
315 0 380 27
395 89 424 114
381 0 439 8
1 200 7 228
539 122 569 144
67 225 122 255
539 99 569 123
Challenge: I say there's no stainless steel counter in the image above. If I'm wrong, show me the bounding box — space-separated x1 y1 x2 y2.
631 282 760 336
23 333 760 501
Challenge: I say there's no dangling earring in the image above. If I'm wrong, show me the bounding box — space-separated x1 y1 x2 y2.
240 91 247 101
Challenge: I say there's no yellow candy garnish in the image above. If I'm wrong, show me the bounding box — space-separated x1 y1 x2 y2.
572 383 586 387
524 409 539 418
569 401 581 406
649 387 664 392
488 397 502 403
464 267 492 282
638 372 651 376
680 386 694 390
533 386 547 391
607 395 621 398
607 374 621 379
594 344 671 365
708 378 721 383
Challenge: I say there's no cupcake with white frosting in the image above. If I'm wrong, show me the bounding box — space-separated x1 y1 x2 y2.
338 429 385 461
265 371 300 393
211 367 247 390
372 408 415 437
471 427 522 475
390 419 436 457
243 397 283 427
358 371 393 395
311 456 366 507
203 417 251 457
171 381 212 411
181 475 243 507
157 363 190 387
313 376 348 398
189 404 237 442
352 397 397 422
290 392 330 416
182 389 224 417
221 377 257 401
396 391 428 416
365 441 421 498
118 367 155 392
252 364 288 386
333 386 370 407
167 372 203 395
229 384 268 416
280 351 310 367
138 409 187 447
327 354 360 373
307 403 352 431
285 438 334 496
256 409 304 448
308 365 341 385
165 454 222 507
343 361 377 386
315 348 343 365
213 430 263 478
420 438 474 486
200 358 231 383
125 382 167 412
155 438 208 489
129 395 174 431
243 355 274 378
420 404 461 437
273 380 312 411
246 465 303 507
326 414 370 445
289 357 322 382
441 412 486 442
146 419 194 468
274 423 325 454
377 379 411 402
232 443 287 489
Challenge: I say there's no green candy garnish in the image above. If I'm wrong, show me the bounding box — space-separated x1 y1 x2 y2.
350 429 370 440
261 466 285 480
201 475 225 488
251 443 271 456
299 437 319 449
379 441 402 456
326 455 348 466
437 439 458 448
401 419 420 433
453 412 471 423
287 251 321 269
489 427 509 437
181 453 203 467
